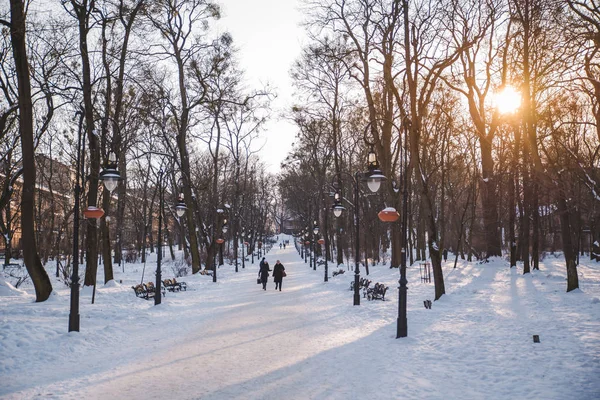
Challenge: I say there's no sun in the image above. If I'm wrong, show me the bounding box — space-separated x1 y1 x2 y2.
495 86 522 114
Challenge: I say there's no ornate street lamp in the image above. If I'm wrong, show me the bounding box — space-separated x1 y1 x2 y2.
175 193 187 218
155 169 185 305
69 124 122 331
365 145 386 193
332 192 346 218
98 152 121 193
222 218 229 233
332 142 386 306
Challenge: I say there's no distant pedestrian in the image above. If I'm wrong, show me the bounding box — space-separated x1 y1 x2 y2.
258 257 271 290
443 248 448 262
273 260 286 291
280 243 282 249
283 243 286 249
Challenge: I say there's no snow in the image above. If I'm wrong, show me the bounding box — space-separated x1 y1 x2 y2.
1 236 600 399
0 280 27 297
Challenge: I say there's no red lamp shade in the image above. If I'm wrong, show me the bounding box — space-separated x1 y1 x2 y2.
244 241 250 246
305 241 310 245
378 207 400 222
216 238 225 244
83 206 104 219
317 239 325 245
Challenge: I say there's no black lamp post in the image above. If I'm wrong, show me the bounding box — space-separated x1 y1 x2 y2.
221 216 228 266
323 200 329 282
250 230 255 265
332 146 386 306
397 190 408 337
313 221 319 271
304 232 309 264
68 111 85 333
240 230 246 270
213 209 226 283
155 170 187 306
69 111 122 331
397 121 409 338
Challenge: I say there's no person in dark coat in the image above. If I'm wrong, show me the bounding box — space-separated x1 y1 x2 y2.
272 260 285 291
258 257 271 290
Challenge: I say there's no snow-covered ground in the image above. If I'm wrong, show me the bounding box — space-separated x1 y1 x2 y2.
1 235 599 399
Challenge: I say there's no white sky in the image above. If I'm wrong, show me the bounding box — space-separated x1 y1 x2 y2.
216 0 306 174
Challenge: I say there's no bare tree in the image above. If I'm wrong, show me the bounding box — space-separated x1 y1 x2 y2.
2 0 52 301
145 0 221 274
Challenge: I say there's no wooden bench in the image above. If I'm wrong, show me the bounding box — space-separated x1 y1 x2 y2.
131 282 165 300
366 283 388 301
162 278 187 292
332 269 345 277
3 263 29 287
349 277 371 292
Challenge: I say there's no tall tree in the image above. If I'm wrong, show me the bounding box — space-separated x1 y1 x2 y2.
3 0 52 301
146 0 221 274
64 0 103 287
444 0 508 258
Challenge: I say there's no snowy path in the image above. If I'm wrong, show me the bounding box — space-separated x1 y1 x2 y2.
67 245 364 400
6 243 387 400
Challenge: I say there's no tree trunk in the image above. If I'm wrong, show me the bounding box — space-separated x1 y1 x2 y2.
9 0 52 301
71 0 101 288
557 196 579 291
531 179 540 270
480 138 502 257
522 146 531 274
177 118 201 274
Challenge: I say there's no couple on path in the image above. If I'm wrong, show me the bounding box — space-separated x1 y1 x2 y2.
258 257 285 291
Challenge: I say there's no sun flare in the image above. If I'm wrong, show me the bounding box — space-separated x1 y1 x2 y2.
495 86 522 114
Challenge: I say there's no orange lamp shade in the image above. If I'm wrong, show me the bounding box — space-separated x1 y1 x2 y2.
216 238 225 244
378 207 400 222
83 206 104 219
317 239 325 245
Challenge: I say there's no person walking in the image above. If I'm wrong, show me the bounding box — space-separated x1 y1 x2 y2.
258 257 271 290
272 260 286 291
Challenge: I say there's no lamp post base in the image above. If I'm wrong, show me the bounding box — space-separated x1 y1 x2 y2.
354 272 361 306
68 312 79 332
396 317 407 338
397 280 408 337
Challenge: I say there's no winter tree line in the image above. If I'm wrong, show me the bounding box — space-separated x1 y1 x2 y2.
1 0 278 302
1 0 599 304
279 0 599 301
